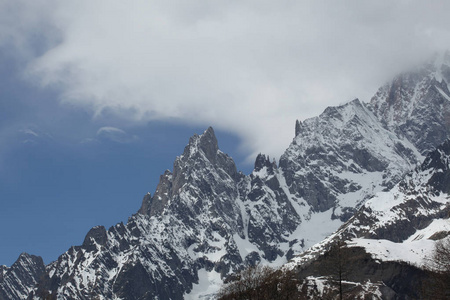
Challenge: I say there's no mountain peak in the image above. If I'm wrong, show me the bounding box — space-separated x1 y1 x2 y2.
183 126 219 164
254 153 276 173
0 253 45 299
199 126 219 162
368 54 450 154
82 226 108 252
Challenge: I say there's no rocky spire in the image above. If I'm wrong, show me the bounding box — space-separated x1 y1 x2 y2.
295 120 302 137
198 127 219 163
254 153 276 175
138 127 238 217
182 127 219 164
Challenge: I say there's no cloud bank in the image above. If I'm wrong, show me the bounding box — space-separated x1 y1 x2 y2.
4 0 450 160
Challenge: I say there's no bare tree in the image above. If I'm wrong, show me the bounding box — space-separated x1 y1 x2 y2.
323 238 351 300
217 264 273 300
422 237 450 299
217 264 304 300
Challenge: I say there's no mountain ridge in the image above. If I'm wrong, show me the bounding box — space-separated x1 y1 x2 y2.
284 138 450 298
1 56 450 299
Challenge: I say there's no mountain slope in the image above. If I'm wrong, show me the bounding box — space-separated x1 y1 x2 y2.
0 253 45 300
286 140 450 298
280 98 420 216
369 52 450 154
2 56 450 299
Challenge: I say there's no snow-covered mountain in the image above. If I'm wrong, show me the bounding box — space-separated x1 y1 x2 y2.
0 253 45 300
286 140 450 299
369 52 450 154
1 54 450 299
281 98 420 216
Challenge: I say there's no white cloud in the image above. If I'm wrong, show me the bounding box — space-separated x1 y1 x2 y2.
4 0 450 160
96 126 138 144
17 126 53 144
20 129 39 137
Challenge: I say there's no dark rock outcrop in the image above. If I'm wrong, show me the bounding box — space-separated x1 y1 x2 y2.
0 253 45 300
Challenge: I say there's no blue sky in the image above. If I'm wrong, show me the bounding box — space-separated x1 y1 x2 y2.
2 0 450 266
0 122 249 266
0 49 251 266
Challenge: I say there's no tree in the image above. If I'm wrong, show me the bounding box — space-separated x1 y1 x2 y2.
322 238 351 300
217 264 272 300
422 237 450 299
217 264 304 300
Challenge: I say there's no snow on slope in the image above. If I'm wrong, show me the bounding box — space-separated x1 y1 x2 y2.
280 99 421 217
26 105 439 299
349 218 450 266
5 56 450 300
369 52 450 154
287 140 450 271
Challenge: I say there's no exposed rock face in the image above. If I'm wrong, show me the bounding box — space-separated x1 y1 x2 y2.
422 139 450 194
0 253 45 300
82 226 108 252
280 99 420 215
369 53 450 154
287 140 450 299
296 246 428 299
3 56 450 299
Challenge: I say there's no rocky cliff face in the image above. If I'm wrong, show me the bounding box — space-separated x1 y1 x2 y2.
280 99 420 216
0 253 45 300
25 127 309 299
369 52 450 154
287 140 450 299
2 56 450 299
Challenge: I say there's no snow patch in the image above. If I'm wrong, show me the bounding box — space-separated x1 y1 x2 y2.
185 269 222 300
348 238 435 266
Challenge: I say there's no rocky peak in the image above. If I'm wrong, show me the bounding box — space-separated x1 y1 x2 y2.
182 126 219 164
14 253 44 271
280 98 419 214
254 153 276 174
199 127 219 162
138 127 240 222
321 98 364 121
295 120 302 137
82 225 108 252
368 53 450 154
137 192 153 216
176 126 237 182
0 253 45 299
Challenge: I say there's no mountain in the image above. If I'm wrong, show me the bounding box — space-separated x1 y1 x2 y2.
286 139 450 299
0 253 45 300
1 54 450 299
280 98 420 216
369 52 450 154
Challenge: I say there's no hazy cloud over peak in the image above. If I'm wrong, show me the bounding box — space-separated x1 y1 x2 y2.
4 0 450 159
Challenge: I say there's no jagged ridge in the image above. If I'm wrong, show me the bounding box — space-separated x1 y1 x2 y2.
2 55 450 299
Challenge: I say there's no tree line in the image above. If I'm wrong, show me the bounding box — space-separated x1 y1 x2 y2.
217 237 450 299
